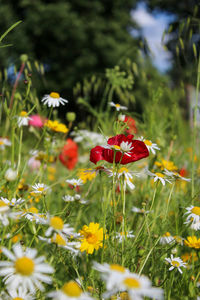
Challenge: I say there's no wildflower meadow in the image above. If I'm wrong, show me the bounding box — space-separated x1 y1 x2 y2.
0 17 200 300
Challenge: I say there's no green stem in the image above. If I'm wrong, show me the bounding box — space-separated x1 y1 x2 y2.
17 127 23 173
164 182 175 221
121 177 126 266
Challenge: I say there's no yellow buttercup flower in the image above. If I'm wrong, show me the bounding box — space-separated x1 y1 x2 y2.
155 159 177 171
79 222 105 254
184 236 200 249
45 120 68 133
78 169 96 183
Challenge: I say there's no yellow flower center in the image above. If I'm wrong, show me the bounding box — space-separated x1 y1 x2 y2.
119 167 129 174
50 92 60 98
20 111 27 117
37 187 44 192
15 257 34 275
191 206 200 216
171 260 180 267
155 172 164 178
28 207 38 214
0 200 7 207
52 234 66 246
144 139 152 146
110 264 125 273
86 233 98 244
50 216 64 230
123 277 141 289
62 281 82 297
113 145 121 150
164 232 171 237
115 104 121 108
13 298 24 300
0 141 4 145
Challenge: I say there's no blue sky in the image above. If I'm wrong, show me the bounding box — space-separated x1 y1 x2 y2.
131 3 175 72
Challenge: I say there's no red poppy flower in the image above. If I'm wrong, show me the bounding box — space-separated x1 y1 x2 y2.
59 138 78 170
90 134 149 165
124 116 137 134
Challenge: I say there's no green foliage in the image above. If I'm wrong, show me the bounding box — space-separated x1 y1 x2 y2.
0 0 140 98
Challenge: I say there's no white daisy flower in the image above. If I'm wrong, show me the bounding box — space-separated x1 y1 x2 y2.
31 183 48 194
173 235 184 245
71 130 107 148
165 254 187 274
66 179 84 188
48 280 93 300
17 111 32 127
146 170 172 186
0 199 18 226
139 136 160 155
42 214 79 238
184 205 200 230
0 197 25 207
108 141 133 158
41 92 68 107
0 286 35 299
163 169 191 182
109 102 128 111
160 232 175 245
0 243 54 294
19 208 48 224
108 167 136 190
93 262 130 292
115 231 135 243
190 220 200 230
131 206 150 214
0 137 11 150
112 273 163 300
38 234 80 255
63 194 88 204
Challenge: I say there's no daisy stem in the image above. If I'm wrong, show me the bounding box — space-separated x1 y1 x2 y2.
149 181 158 211
112 152 117 259
167 272 174 300
164 182 175 221
17 127 23 173
121 177 126 266
138 237 160 275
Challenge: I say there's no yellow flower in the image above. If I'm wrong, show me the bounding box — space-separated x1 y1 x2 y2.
181 252 198 263
155 159 177 171
45 120 68 133
79 222 105 254
78 169 96 183
184 236 200 249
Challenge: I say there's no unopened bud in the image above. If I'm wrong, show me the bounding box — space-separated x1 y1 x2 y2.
66 112 76 122
5 168 18 181
118 114 125 122
20 54 28 63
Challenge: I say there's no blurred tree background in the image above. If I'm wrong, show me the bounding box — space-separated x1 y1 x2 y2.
1 0 199 122
0 0 143 97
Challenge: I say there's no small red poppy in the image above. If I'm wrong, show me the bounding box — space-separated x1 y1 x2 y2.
59 138 78 170
90 134 149 165
124 116 137 134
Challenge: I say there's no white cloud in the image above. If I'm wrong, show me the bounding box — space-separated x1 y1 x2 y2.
131 4 174 72
131 7 157 27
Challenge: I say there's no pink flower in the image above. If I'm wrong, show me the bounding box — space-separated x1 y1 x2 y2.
29 115 44 128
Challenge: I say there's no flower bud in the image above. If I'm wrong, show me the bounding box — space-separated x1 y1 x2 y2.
66 112 76 122
20 54 28 63
118 114 125 122
5 168 18 181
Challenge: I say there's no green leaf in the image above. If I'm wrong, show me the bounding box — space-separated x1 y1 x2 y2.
0 20 22 43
